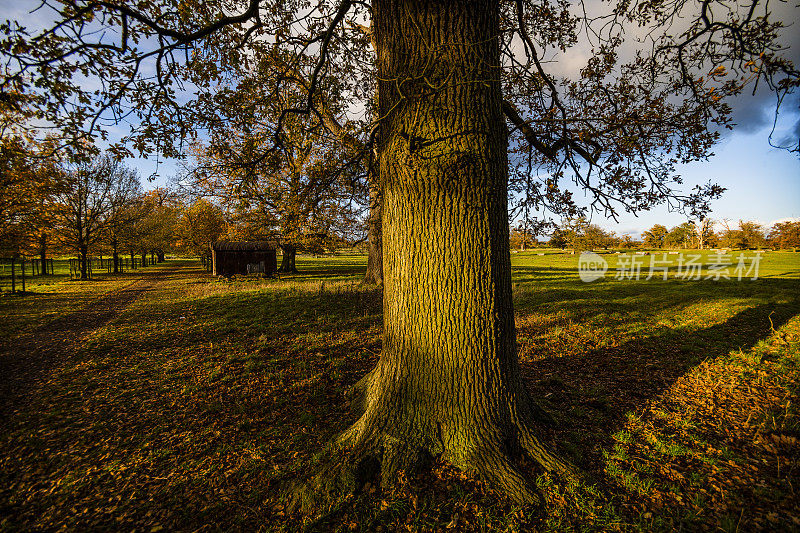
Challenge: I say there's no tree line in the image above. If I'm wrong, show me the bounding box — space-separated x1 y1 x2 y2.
1 139 178 279
1 133 369 280
510 218 800 251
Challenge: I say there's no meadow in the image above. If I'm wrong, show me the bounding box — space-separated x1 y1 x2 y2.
0 250 797 531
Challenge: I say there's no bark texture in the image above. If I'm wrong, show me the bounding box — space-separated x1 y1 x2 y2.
279 244 298 273
39 233 47 276
294 0 575 511
112 238 120 273
363 178 383 285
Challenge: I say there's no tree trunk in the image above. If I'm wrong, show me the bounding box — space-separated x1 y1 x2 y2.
112 237 120 274
364 55 384 286
79 244 89 280
278 244 298 273
157 250 165 262
295 0 575 511
141 251 147 267
363 178 384 284
39 232 47 275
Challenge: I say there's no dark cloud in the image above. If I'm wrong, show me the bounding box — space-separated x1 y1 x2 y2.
715 0 799 137
729 90 772 133
723 89 799 140
777 115 800 151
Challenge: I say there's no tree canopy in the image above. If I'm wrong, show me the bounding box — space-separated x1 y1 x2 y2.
54 153 142 278
2 0 796 219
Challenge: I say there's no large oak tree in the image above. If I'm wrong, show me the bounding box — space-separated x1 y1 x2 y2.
2 0 797 505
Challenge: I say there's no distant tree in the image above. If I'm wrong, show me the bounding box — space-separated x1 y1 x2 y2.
510 228 535 250
557 217 614 252
510 218 553 250
693 218 716 250
719 220 766 249
665 222 695 249
105 194 153 273
585 224 615 250
109 197 149 270
177 199 227 257
185 126 362 273
0 135 66 264
741 221 767 249
563 218 590 252
548 228 569 249
135 189 180 263
619 234 640 249
54 155 141 279
643 224 670 249
769 221 800 250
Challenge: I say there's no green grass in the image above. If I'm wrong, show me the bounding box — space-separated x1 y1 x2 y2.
1 251 798 532
0 259 162 340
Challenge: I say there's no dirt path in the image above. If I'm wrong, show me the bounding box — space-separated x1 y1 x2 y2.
0 267 176 420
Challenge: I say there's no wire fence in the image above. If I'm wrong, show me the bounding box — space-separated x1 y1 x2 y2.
0 254 160 293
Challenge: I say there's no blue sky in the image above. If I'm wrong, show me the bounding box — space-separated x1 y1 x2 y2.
593 117 800 237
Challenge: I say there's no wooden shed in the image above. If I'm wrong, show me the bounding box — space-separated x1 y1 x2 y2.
211 241 277 277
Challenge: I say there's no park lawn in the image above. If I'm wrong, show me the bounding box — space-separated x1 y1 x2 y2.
0 252 798 531
0 259 149 340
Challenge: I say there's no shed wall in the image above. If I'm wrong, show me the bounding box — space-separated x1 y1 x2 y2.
212 249 277 276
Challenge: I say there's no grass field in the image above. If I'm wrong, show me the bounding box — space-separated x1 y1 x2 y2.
0 251 798 531
0 259 154 340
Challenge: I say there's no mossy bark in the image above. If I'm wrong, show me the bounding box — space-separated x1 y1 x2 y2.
363 179 383 285
293 0 575 512
364 55 384 286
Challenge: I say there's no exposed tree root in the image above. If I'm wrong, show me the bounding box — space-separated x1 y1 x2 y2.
473 446 542 505
287 376 580 515
362 270 383 286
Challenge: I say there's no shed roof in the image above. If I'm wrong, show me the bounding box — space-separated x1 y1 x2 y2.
212 240 276 252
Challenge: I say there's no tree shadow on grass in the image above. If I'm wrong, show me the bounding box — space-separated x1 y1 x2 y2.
76 280 383 358
0 269 382 531
520 298 800 466
516 293 800 528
